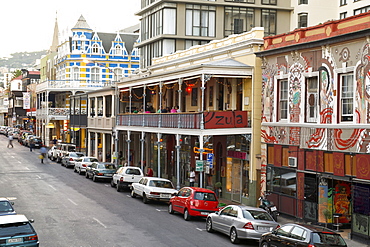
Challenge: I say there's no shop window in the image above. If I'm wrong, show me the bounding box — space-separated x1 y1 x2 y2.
340 73 354 122
268 167 297 196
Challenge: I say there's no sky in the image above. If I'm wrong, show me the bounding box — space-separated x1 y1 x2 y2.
0 0 141 58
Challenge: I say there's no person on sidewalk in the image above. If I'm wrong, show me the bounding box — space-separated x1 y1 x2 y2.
29 138 34 152
40 146 47 164
189 167 195 187
7 134 13 148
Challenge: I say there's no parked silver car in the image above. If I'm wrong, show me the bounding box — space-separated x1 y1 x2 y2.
206 205 279 244
61 152 85 168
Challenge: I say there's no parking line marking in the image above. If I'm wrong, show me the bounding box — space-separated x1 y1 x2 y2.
25 167 30 170
126 195 131 198
48 185 57 191
196 228 204 231
93 217 107 228
68 198 77 206
36 175 41 179
18 161 21 163
156 209 166 212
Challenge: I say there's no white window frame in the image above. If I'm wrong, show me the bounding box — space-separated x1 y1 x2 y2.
72 67 79 81
340 73 354 122
92 44 99 54
306 77 318 123
279 79 288 121
91 67 100 83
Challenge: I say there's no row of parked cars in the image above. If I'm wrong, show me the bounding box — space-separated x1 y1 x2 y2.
0 126 44 148
0 197 39 246
46 144 348 246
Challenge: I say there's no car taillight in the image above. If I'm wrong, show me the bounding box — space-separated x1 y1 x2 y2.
69 158 73 161
308 245 316 247
120 177 125 182
150 192 160 195
97 173 104 176
276 225 280 229
243 222 254 230
82 164 87 167
24 235 38 241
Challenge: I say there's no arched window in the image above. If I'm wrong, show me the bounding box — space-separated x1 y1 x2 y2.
115 45 122 55
91 67 100 82
92 44 99 54
73 67 79 81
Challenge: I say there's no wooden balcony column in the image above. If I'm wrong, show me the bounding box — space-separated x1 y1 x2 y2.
158 82 163 128
126 130 131 166
177 78 183 112
128 87 132 126
142 85 146 126
140 132 145 172
94 97 98 118
102 96 106 118
88 131 92 156
201 74 212 130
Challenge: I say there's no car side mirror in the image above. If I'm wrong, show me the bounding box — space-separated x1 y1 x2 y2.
29 219 34 223
173 192 178 197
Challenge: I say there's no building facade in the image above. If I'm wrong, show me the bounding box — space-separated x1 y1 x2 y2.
137 0 292 68
36 15 140 146
115 28 264 205
257 11 370 239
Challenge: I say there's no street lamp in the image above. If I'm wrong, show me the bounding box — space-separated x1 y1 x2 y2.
83 59 120 166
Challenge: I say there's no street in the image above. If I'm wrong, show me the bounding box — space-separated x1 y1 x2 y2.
0 136 259 247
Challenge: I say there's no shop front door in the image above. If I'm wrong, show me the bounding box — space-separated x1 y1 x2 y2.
231 162 241 203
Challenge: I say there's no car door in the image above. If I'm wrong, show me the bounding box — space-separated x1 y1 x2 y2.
213 206 232 233
136 178 146 196
113 167 123 184
269 225 294 247
172 188 186 213
176 188 190 214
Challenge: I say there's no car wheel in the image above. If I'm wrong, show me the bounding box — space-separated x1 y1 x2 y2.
85 172 89 178
206 218 214 232
110 179 116 187
168 203 174 214
184 209 191 221
74 167 77 173
230 227 240 244
131 190 136 198
117 184 122 192
261 241 269 247
93 175 98 182
78 169 83 175
143 193 149 204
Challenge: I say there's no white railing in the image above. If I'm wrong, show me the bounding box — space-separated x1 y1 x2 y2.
36 80 115 92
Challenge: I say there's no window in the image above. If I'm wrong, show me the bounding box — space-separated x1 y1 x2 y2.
290 227 306 240
262 0 276 5
114 68 122 80
340 74 354 121
298 13 308 28
186 4 216 37
185 40 209 50
72 67 79 81
92 44 99 54
306 77 318 123
91 68 100 82
354 5 370 15
340 12 347 19
191 88 198 106
278 79 288 121
340 0 347 6
276 225 294 237
299 0 308 4
114 45 122 55
224 7 254 37
261 9 276 36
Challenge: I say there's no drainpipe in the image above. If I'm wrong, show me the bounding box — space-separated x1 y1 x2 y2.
127 130 131 166
176 134 181 190
140 131 145 172
157 133 162 177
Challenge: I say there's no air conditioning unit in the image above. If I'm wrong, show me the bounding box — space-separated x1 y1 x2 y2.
288 157 297 167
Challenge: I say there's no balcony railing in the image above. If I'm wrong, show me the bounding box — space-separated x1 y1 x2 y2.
36 80 115 92
117 111 251 129
36 108 70 116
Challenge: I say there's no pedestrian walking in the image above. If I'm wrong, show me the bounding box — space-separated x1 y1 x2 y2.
189 167 195 187
40 146 47 163
29 138 34 152
7 134 13 148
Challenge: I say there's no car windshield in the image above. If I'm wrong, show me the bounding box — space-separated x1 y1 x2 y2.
243 210 273 221
86 158 99 162
194 192 217 201
68 146 76 152
312 232 346 246
149 180 174 188
0 222 34 237
0 202 14 213
98 164 115 169
126 168 141 175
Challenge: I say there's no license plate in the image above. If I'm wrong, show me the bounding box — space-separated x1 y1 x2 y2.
258 226 271 231
160 194 171 198
8 238 22 243
270 206 277 211
201 212 209 215
105 174 113 176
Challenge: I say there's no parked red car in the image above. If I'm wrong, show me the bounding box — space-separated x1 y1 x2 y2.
168 187 219 221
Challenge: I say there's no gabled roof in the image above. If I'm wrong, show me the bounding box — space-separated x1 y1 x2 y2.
95 32 139 54
72 15 91 30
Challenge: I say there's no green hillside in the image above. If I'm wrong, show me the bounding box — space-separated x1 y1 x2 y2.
0 50 47 68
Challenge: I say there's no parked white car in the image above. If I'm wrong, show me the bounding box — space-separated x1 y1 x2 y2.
131 177 177 204
111 166 144 192
74 157 99 175
61 152 85 168
48 146 57 159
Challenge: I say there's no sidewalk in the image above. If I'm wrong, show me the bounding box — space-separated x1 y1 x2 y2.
218 198 369 247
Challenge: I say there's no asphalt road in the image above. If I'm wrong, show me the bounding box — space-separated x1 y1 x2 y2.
0 136 259 247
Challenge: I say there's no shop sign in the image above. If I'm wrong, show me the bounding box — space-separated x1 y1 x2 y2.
196 160 204 172
204 111 248 129
227 150 248 160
